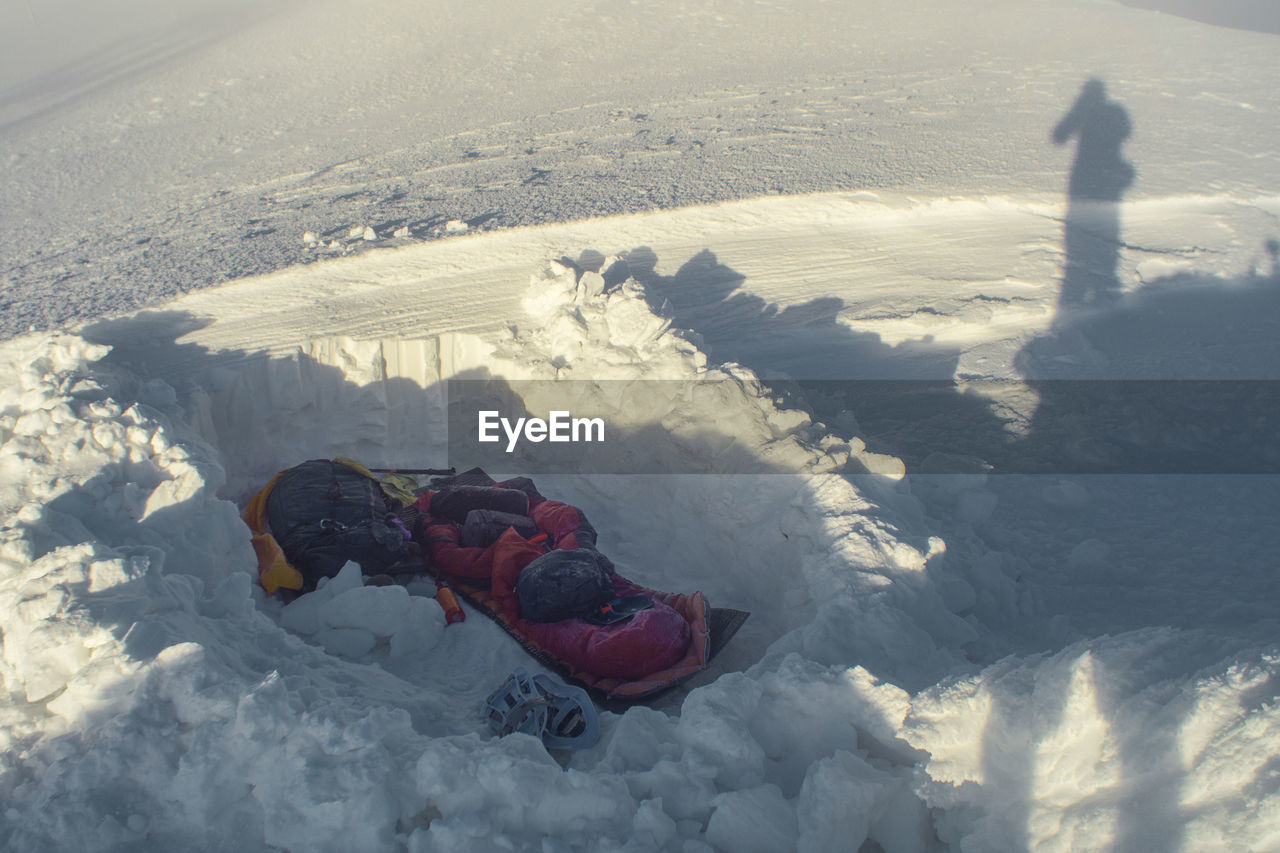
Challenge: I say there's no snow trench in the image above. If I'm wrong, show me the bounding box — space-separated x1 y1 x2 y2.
1 260 1276 851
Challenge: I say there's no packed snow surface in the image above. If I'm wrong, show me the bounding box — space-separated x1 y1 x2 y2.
3 0 1279 851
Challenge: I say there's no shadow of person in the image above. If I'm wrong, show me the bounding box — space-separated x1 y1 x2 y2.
981 79 1280 852
1053 78 1135 312
616 247 961 382
590 246 1012 475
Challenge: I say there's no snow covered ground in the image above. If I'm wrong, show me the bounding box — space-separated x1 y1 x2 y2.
2 1 1279 851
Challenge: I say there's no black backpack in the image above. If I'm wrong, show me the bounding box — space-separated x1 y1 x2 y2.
265 459 418 589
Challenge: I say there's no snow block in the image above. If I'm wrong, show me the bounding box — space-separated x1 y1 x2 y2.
629 798 680 850
675 673 766 789
319 584 411 637
706 784 798 853
321 561 365 596
314 627 377 658
796 750 893 853
280 588 330 636
389 595 445 658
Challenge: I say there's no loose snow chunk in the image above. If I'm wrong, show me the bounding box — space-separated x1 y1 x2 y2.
706 784 798 853
314 627 377 658
796 750 897 853
627 758 718 823
629 798 680 850
321 561 365 595
520 262 578 322
88 556 138 592
90 422 123 450
45 653 144 728
750 657 918 784
145 643 235 726
319 584 410 637
139 467 205 520
854 449 907 479
208 570 254 618
602 705 677 771
412 734 636 846
444 220 468 233
675 673 766 789
576 270 605 299
12 410 52 437
280 588 330 635
389 595 444 658
603 285 673 349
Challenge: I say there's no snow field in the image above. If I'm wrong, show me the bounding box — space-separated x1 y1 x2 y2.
6 0 1279 342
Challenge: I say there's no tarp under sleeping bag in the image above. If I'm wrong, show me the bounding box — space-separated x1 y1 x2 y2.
419 475 713 699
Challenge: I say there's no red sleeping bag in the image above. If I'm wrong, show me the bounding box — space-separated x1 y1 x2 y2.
419 486 710 698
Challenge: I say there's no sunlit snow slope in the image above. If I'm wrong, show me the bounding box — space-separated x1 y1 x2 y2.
3 0 1278 338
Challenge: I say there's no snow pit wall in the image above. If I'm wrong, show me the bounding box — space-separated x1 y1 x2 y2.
169 261 951 672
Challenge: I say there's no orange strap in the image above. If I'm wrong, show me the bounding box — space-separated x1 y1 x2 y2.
242 470 305 594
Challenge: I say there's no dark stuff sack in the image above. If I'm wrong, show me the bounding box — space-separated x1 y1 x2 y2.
515 549 616 623
460 509 540 548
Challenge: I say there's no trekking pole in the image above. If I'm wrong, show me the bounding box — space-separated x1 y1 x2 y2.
368 467 457 476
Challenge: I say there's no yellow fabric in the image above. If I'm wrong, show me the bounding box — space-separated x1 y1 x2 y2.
242 470 304 594
333 457 420 507
377 473 419 508
333 457 375 478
